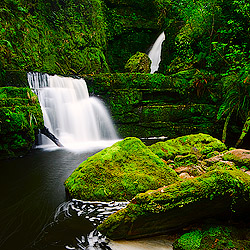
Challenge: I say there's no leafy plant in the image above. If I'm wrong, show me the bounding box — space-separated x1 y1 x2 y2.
217 64 250 146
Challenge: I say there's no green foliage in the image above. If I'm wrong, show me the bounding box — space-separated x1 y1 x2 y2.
0 87 43 159
217 64 250 145
173 230 203 250
0 0 109 74
160 0 250 78
174 225 250 250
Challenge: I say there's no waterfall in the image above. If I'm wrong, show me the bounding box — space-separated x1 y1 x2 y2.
28 72 118 149
148 32 165 74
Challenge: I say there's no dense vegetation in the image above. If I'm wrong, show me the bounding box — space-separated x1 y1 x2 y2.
0 0 250 148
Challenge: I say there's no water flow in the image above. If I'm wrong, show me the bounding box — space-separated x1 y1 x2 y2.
148 32 165 74
28 72 118 149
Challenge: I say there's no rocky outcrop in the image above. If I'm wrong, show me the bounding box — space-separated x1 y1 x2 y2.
97 169 250 239
0 87 43 159
65 137 180 201
84 73 223 139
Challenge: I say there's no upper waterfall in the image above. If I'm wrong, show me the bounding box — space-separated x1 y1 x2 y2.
28 72 118 150
148 32 165 74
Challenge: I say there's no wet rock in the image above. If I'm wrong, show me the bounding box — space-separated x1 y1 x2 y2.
97 169 250 240
65 137 180 201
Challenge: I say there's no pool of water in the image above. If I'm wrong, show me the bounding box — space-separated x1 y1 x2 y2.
0 147 173 250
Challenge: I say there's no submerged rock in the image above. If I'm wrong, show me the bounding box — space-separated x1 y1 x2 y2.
97 169 250 239
65 137 180 201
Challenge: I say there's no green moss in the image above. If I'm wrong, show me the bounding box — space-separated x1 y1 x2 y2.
174 154 198 168
0 87 43 159
173 225 250 250
149 133 227 161
65 137 180 201
98 169 250 239
124 52 151 73
222 150 250 169
173 230 203 250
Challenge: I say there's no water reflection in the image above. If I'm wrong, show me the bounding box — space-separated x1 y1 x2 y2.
0 149 98 250
0 149 174 250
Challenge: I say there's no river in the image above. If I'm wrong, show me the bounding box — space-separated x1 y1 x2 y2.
0 146 174 250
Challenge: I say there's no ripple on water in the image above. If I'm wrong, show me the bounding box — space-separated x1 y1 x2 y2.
33 199 174 250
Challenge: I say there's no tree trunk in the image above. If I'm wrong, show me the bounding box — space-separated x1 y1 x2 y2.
40 126 64 147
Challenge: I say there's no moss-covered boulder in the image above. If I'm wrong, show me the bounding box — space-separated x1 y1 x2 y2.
97 169 250 239
64 137 180 201
124 52 151 73
149 133 227 161
0 87 43 159
222 149 250 169
173 225 250 250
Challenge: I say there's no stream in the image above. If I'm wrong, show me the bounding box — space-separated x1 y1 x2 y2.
0 146 174 250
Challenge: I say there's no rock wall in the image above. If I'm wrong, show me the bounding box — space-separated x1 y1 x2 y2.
84 73 223 139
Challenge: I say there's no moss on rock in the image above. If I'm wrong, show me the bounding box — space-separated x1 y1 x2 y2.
124 52 151 73
97 169 250 239
0 87 43 159
149 133 227 161
64 137 180 201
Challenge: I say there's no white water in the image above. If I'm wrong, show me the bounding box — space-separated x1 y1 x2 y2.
28 72 118 150
148 32 165 73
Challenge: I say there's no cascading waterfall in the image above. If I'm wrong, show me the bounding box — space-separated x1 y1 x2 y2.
28 72 118 149
148 32 165 74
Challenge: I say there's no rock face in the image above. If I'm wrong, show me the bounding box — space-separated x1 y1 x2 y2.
124 52 151 73
65 137 180 201
97 169 250 239
0 87 44 159
84 73 223 139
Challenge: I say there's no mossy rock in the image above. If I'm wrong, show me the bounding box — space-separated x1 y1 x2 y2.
222 149 250 169
64 137 180 201
97 169 250 239
149 133 227 161
0 87 43 159
174 154 198 168
124 52 151 73
173 225 250 250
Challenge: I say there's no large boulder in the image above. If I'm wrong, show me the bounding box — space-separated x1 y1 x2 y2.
64 137 180 201
97 169 250 239
149 133 227 161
